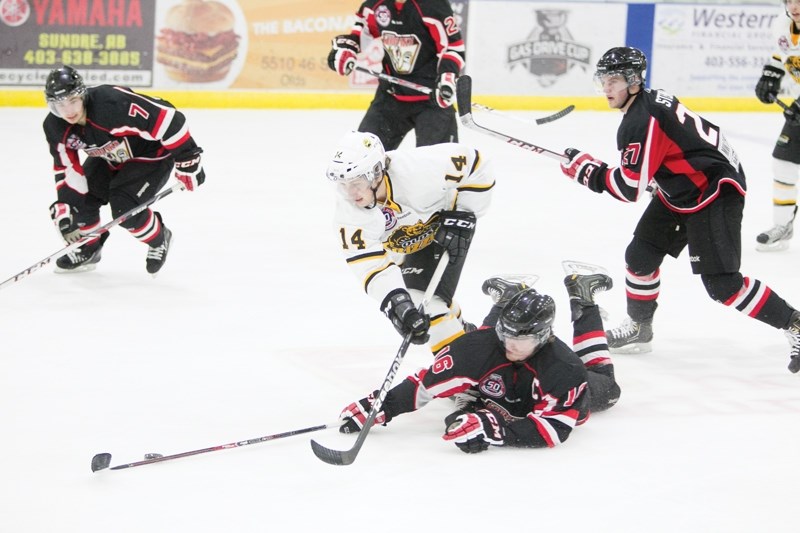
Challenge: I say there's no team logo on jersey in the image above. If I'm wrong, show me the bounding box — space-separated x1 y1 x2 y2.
384 214 438 254
375 5 391 27
65 134 87 151
785 56 800 83
84 138 133 165
506 9 591 87
381 206 398 230
382 32 421 74
479 373 506 399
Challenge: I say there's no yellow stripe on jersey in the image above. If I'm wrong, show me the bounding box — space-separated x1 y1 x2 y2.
470 149 481 175
457 181 495 193
430 329 466 353
382 175 401 212
363 262 396 293
346 250 387 264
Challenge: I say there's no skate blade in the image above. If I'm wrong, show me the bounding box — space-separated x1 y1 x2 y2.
54 263 98 274
608 341 652 354
562 260 610 276
755 240 790 252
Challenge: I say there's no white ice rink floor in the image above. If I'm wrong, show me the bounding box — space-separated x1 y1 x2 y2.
1 104 799 532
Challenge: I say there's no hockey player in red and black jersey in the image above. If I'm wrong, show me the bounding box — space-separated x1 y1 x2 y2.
558 47 800 373
327 0 465 150
43 65 206 276
338 272 620 453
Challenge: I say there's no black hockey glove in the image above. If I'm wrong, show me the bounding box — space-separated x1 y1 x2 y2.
49 201 81 243
174 147 205 192
339 390 392 434
755 64 784 105
434 210 476 264
784 99 800 126
442 409 505 454
327 34 359 76
381 288 431 345
561 148 608 191
434 72 457 108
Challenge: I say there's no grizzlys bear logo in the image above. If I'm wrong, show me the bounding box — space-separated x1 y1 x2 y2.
384 213 438 254
506 9 591 87
785 55 800 84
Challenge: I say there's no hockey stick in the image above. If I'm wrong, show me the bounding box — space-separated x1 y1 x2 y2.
355 66 573 126
310 250 451 466
455 75 568 162
91 421 337 472
770 95 795 115
0 182 185 291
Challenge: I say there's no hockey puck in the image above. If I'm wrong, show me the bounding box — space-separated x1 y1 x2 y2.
144 453 164 460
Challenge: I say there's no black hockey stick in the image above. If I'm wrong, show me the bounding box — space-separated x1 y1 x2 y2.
91 421 337 472
0 181 186 291
355 66 573 126
770 95 795 115
455 75 568 162
310 250 451 466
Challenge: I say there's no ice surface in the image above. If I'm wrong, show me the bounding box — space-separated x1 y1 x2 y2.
0 105 798 532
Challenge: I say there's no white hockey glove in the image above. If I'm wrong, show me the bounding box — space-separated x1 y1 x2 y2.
442 409 505 454
339 390 391 434
49 201 81 243
434 72 457 108
174 147 205 192
327 34 359 76
560 148 608 189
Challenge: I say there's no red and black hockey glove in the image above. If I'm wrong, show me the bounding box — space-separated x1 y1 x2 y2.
560 148 607 189
442 409 505 454
434 209 476 264
434 72 457 108
339 390 392 434
49 201 81 243
327 34 359 76
380 288 430 345
755 64 783 105
174 147 205 192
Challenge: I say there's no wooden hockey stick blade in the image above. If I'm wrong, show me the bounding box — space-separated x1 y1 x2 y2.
456 75 567 162
311 252 450 466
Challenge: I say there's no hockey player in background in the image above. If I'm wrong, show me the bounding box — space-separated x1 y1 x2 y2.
558 47 800 373
327 0 465 150
43 65 206 276
338 272 620 454
753 0 800 251
326 130 493 353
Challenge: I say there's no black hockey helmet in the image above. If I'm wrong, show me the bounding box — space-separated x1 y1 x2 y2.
595 47 647 86
44 65 86 102
496 288 555 349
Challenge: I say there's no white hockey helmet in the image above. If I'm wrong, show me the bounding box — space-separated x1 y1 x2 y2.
326 131 386 185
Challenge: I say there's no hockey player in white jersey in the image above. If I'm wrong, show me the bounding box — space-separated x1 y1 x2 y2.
326 131 495 352
753 0 800 250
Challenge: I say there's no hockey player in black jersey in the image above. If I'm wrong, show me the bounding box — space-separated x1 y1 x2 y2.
558 47 800 373
43 65 206 275
327 0 465 150
338 273 621 453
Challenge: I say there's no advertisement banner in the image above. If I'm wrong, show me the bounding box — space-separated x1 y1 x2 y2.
0 0 155 87
651 4 780 96
464 1 628 96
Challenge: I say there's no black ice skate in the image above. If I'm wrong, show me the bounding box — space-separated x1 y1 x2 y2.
482 275 537 306
605 318 653 354
564 272 613 320
786 311 800 374
55 233 109 273
146 227 172 276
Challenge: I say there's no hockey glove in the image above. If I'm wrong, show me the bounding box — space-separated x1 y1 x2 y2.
381 288 431 345
327 34 359 76
434 72 457 108
755 65 784 105
339 390 392 434
442 409 505 454
784 99 800 126
561 148 607 189
49 202 81 243
434 210 477 264
174 147 205 192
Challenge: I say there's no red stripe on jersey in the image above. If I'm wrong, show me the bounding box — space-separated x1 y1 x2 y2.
573 330 605 345
163 130 190 150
